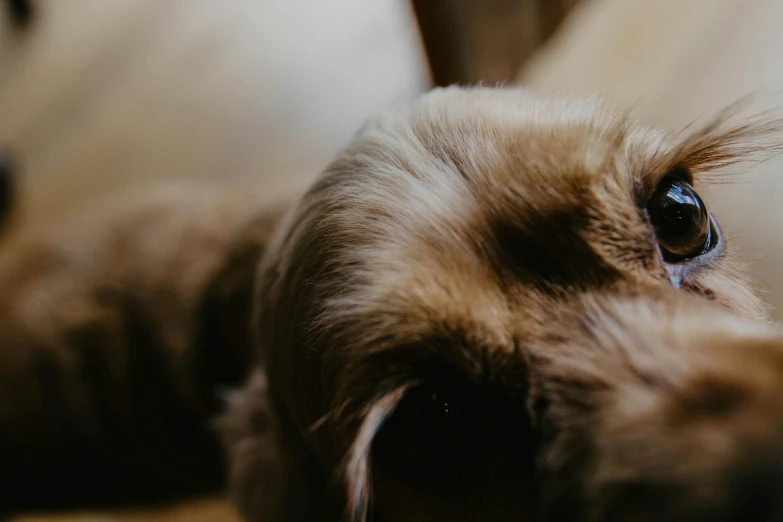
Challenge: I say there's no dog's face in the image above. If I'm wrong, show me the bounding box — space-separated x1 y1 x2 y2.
252 87 783 522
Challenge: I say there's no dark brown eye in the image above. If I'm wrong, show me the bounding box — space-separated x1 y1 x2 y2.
375 384 463 455
372 377 535 488
646 176 713 262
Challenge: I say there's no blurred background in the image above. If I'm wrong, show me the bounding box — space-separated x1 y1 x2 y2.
1 0 782 520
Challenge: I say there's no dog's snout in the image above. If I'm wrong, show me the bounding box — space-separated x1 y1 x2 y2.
599 436 783 522
663 346 783 522
675 375 749 420
536 297 783 522
720 461 783 522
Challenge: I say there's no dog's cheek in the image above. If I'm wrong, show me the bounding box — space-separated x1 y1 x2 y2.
685 266 768 321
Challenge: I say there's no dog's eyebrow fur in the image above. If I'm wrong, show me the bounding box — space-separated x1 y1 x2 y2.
642 102 783 195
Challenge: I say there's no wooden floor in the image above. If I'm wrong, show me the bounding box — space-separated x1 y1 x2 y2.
12 498 241 522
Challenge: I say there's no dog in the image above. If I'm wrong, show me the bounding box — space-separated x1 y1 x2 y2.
1 87 783 521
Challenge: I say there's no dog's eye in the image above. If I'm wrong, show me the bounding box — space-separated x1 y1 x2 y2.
646 176 713 262
372 383 464 475
425 390 460 419
380 384 463 441
372 378 535 489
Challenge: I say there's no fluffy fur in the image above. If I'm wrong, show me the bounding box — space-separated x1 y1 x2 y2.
1 87 783 521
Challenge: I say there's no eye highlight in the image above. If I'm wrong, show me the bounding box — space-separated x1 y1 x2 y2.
372 382 466 473
646 176 714 262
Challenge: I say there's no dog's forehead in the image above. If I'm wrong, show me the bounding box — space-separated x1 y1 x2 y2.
350 88 669 229
364 87 670 183
323 89 670 350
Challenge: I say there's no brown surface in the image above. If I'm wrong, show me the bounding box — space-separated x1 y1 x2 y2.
411 0 579 86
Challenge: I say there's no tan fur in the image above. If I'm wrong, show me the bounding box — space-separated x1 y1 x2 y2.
228 87 782 522
1 87 783 521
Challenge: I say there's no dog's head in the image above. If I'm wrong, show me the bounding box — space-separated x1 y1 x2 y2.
253 87 783 521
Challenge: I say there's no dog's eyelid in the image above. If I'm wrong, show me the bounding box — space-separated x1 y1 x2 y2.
637 164 695 205
666 165 694 183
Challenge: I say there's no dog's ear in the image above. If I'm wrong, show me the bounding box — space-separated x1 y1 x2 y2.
342 386 409 522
